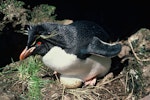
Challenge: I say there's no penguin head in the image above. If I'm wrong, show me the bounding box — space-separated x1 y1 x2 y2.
20 23 58 60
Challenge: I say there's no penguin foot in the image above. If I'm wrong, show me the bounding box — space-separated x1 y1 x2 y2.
84 77 97 86
53 71 60 82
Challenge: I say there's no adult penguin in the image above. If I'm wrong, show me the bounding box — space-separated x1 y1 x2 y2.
19 20 122 88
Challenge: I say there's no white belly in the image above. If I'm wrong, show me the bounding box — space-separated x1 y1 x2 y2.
42 46 111 81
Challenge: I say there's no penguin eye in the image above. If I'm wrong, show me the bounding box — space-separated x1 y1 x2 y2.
36 41 42 46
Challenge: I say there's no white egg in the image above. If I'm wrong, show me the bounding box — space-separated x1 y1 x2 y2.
60 76 83 89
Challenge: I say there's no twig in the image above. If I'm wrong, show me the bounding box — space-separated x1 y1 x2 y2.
100 87 120 100
125 72 129 94
98 75 124 86
61 85 65 100
125 73 134 100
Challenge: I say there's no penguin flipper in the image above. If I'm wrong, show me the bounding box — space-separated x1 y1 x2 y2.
87 37 122 57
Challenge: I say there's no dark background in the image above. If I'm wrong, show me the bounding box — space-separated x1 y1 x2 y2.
0 0 150 67
22 0 150 41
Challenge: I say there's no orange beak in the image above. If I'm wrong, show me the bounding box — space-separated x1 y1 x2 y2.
19 46 36 60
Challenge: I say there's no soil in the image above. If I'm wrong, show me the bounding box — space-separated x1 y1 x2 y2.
0 29 150 100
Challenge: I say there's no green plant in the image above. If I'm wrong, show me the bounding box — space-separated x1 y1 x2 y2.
125 62 144 98
30 4 56 23
0 0 24 12
17 56 42 81
17 56 52 99
28 76 41 100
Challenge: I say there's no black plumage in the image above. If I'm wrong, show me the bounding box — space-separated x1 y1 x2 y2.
25 20 121 59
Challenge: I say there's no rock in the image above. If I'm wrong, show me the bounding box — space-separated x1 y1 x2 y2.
118 45 130 58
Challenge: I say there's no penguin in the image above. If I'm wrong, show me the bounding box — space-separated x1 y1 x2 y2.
19 20 122 87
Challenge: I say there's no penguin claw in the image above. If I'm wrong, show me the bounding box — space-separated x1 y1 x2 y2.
53 71 60 82
84 77 97 86
53 71 58 75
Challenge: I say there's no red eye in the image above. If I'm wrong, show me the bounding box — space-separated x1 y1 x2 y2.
37 41 42 46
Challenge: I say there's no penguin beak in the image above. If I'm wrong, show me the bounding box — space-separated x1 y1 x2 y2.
19 46 36 60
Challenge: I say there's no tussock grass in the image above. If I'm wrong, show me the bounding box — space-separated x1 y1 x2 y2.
16 56 52 100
